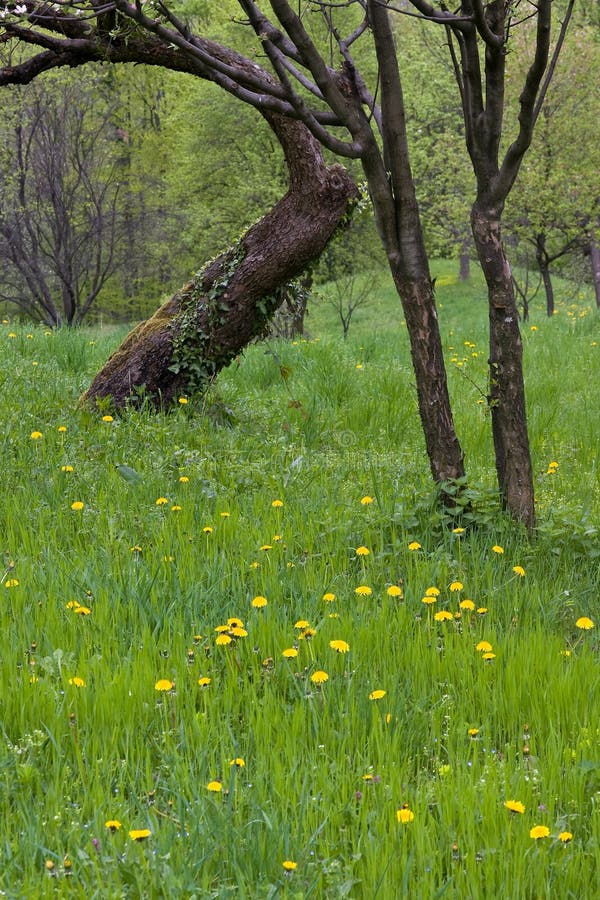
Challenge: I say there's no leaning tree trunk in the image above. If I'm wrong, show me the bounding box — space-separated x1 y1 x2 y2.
81 113 358 409
471 204 535 531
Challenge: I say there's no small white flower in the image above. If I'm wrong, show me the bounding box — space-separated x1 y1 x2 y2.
15 4 28 14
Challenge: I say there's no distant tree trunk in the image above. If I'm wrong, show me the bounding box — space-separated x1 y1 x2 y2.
459 240 471 281
471 204 535 530
82 114 358 409
590 232 600 309
535 232 555 316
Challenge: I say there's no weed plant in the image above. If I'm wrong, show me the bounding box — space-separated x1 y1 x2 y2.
0 267 599 898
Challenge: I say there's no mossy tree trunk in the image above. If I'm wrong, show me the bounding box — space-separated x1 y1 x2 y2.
81 113 358 410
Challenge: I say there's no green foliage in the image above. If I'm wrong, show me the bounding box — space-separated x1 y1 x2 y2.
0 262 599 895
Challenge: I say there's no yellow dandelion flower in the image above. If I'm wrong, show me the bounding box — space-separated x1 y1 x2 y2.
271 499 284 508
229 626 248 638
102 415 114 423
360 496 374 505
369 689 386 700
45 860 55 871
425 586 440 597
482 652 496 661
282 860 297 871
298 627 316 640
154 679 174 692
155 497 168 506
387 585 403 598
576 617 594 630
434 611 453 622
468 728 479 738
408 541 421 551
179 475 189 483
198 677 211 687
329 639 350 653
30 431 43 440
476 641 493 652
492 545 504 554
171 505 182 511
282 648 298 659
207 781 222 792
178 397 188 404
220 511 230 517
61 465 74 473
216 634 233 646
513 565 526 577
129 829 151 841
396 805 415 824
203 526 214 534
322 592 336 602
251 595 268 608
530 825 550 840
449 581 463 592
354 585 372 596
477 607 488 615
459 599 475 611
70 501 84 511
74 606 91 616
68 676 86 687
452 527 465 534
310 670 328 684
230 757 245 767
421 595 437 605
5 579 19 588
504 800 525 814
105 820 122 832
558 831 573 843
355 546 370 556
227 618 244 628
57 425 67 433
260 544 272 551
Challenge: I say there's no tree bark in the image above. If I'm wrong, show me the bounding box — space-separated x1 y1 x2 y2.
590 232 600 310
471 204 535 530
392 270 465 484
81 114 358 409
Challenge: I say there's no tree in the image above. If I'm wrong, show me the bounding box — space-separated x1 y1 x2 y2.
504 23 600 318
0 72 124 325
0 1 575 528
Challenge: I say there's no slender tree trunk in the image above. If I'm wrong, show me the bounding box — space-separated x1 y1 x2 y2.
535 233 554 316
81 114 358 409
459 240 471 281
590 232 600 309
391 268 465 484
471 204 535 530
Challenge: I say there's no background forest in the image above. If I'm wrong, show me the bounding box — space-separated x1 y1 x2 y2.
0 3 598 328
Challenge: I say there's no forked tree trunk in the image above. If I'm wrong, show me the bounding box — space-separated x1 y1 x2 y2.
472 204 535 530
81 114 358 409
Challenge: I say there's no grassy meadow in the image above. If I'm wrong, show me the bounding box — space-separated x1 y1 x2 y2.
1 263 600 898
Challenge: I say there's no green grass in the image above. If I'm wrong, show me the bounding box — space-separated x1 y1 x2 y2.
1 264 599 898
